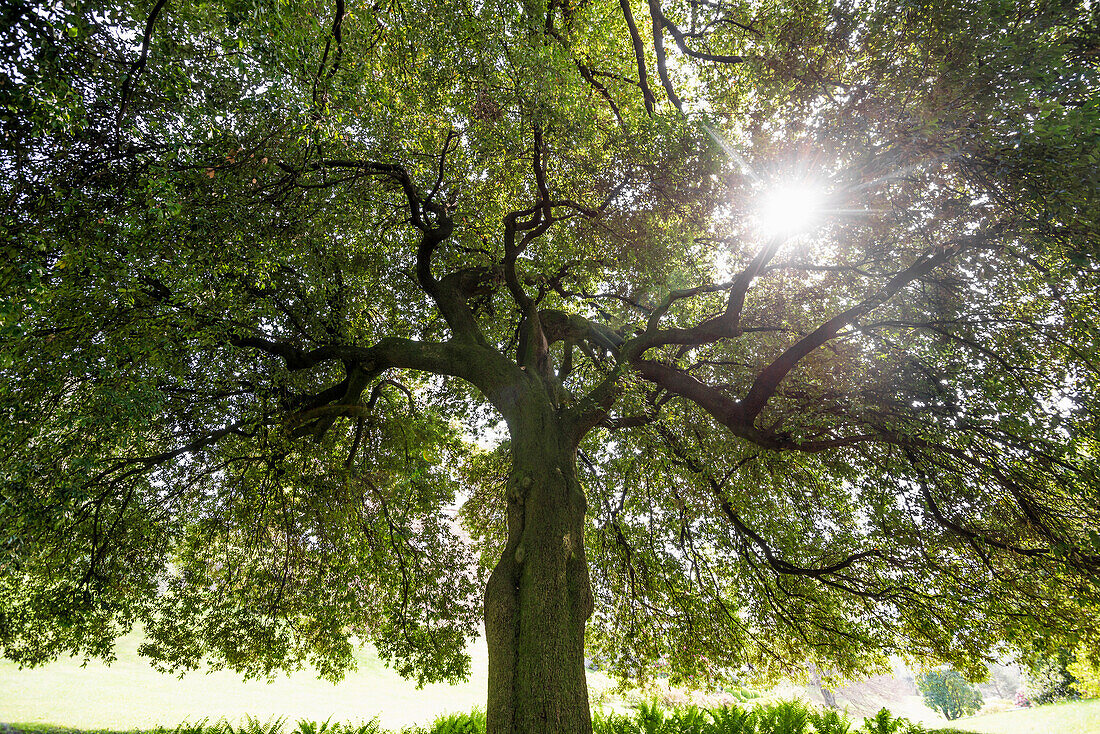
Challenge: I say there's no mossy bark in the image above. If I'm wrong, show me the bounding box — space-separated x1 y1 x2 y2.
484 398 594 734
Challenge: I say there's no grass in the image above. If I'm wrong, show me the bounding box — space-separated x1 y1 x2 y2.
0 631 486 731
5 701 1100 734
925 698 1100 733
4 635 1098 733
0 633 617 732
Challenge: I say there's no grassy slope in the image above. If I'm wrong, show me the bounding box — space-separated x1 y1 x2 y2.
927 699 1100 734
0 632 487 731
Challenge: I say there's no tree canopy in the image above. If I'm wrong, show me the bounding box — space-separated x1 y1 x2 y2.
2 0 1100 731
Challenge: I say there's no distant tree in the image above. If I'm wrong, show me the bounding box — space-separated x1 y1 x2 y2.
1023 647 1081 704
917 669 983 720
976 664 1021 700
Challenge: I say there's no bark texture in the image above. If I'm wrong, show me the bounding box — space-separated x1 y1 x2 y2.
484 398 594 734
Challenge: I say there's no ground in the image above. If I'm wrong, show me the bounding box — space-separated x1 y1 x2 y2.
2 634 1098 733
0 632 487 731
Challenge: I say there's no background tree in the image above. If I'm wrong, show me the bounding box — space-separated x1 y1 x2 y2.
1021 647 1081 705
916 669 983 721
974 663 1021 701
2 1 1100 733
1069 648 1100 699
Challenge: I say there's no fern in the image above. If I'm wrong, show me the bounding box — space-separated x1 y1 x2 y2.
426 709 486 734
857 709 911 734
807 708 851 734
709 705 756 734
755 700 810 734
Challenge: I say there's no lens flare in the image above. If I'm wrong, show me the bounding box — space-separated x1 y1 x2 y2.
757 184 825 238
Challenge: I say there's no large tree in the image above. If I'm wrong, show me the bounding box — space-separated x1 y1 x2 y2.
3 0 1099 732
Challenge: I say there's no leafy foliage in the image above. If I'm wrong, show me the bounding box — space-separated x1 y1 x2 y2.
150 719 383 734
415 711 487 734
1069 648 1100 698
2 0 1100 726
590 702 924 734
854 709 922 734
805 709 849 734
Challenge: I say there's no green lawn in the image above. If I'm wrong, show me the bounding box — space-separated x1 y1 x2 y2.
927 699 1100 734
4 635 1098 734
0 632 487 731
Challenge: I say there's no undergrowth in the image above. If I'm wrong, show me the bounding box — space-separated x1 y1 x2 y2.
5 703 929 734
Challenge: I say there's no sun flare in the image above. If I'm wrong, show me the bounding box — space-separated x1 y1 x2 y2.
757 183 825 238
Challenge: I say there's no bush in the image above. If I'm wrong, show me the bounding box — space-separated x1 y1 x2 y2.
1068 648 1100 698
708 706 756 734
916 669 983 720
156 719 384 734
294 721 384 734
807 708 850 734
151 705 932 734
755 700 809 734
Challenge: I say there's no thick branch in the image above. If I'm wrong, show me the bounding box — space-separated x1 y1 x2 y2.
234 334 521 422
740 244 961 421
623 236 783 360
316 158 488 344
618 0 656 114
115 0 168 135
647 0 684 113
659 10 748 64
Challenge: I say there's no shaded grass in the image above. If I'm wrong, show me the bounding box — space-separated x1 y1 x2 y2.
0 632 485 731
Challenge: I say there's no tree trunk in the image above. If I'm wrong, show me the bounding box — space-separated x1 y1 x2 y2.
819 682 838 709
809 664 838 708
484 400 594 734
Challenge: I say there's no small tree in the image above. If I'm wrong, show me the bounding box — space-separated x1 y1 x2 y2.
917 669 983 721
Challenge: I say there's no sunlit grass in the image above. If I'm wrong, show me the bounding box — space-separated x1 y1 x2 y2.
926 698 1100 733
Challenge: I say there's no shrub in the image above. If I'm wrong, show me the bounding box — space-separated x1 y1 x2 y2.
709 706 756 734
915 669 983 720
220 718 286 734
592 711 644 734
668 705 710 734
1068 648 1100 698
294 721 383 734
594 700 835 734
159 719 214 734
634 699 674 734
